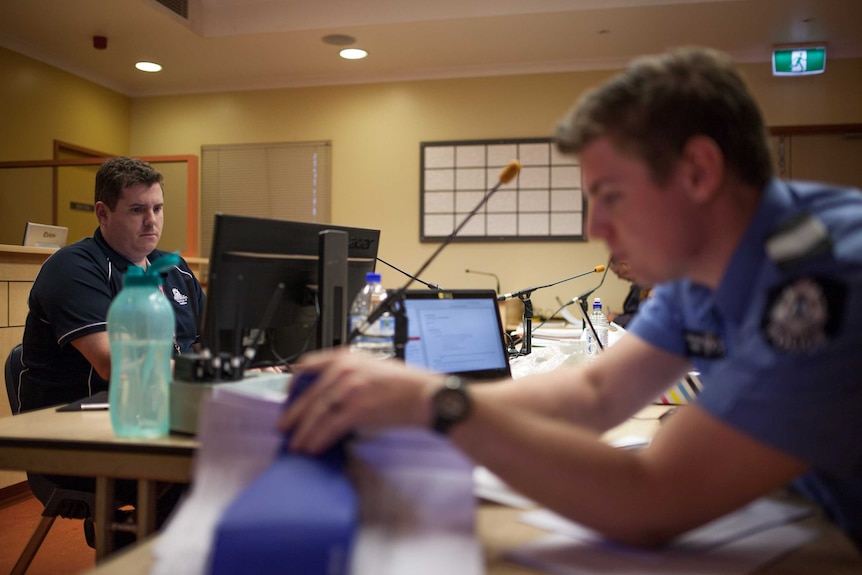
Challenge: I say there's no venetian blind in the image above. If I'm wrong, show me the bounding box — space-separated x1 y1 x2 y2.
200 141 331 257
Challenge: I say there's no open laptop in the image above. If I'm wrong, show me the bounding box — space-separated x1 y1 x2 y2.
22 222 68 249
399 289 511 381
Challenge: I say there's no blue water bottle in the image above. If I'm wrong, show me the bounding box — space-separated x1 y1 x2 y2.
107 253 179 438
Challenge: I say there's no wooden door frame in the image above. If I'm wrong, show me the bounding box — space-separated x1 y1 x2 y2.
0 142 200 256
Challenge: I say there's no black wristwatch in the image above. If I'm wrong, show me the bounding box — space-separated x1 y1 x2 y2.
430 376 472 434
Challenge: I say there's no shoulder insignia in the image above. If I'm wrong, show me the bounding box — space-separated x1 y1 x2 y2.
172 287 189 305
765 213 832 272
761 276 845 352
683 330 726 359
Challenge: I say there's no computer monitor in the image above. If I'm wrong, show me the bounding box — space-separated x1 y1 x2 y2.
201 214 380 369
22 222 68 248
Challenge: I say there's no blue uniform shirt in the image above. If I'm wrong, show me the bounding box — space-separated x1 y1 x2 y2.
19 228 205 411
629 178 862 548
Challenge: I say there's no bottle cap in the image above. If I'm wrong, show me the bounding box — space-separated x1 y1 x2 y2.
147 252 181 276
123 265 158 287
366 272 382 283
122 252 181 287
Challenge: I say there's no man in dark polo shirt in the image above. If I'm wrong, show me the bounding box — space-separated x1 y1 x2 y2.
16 156 204 412
12 157 204 543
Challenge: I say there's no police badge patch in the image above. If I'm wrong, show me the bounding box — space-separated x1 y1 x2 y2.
762 276 845 352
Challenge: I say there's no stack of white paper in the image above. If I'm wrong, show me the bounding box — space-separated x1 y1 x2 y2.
350 429 483 575
152 386 286 575
152 386 483 575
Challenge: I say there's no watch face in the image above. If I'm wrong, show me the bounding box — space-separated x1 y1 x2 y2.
432 377 471 434
437 389 467 418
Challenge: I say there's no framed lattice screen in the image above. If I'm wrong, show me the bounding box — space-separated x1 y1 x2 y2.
420 138 585 242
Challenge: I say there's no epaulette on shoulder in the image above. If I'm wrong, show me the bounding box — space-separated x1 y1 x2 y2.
765 212 833 272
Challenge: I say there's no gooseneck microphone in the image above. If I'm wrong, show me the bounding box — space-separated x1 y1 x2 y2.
498 265 605 302
377 257 443 290
553 257 612 354
504 265 606 357
555 257 612 309
348 160 522 352
572 257 612 316
465 269 501 295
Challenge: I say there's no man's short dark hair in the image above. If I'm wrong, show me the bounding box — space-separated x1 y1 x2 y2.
95 157 164 210
555 47 773 189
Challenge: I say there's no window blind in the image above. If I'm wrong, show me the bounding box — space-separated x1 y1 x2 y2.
200 141 331 257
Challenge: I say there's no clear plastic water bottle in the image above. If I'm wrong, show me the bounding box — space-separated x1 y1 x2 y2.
107 254 179 438
585 297 609 356
349 272 396 359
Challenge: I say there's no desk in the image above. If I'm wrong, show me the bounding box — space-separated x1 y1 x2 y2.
85 501 862 575
81 404 861 574
4 405 860 573
0 407 197 560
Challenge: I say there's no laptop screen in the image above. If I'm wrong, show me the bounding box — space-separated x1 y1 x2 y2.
399 289 511 381
22 222 68 249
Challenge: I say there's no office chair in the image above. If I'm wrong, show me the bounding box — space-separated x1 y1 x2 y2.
4 343 98 575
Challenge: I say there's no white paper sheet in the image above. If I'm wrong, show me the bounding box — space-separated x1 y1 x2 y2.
473 466 537 509
519 497 812 550
505 523 818 574
509 497 817 574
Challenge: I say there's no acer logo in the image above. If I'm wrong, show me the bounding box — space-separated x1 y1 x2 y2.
349 238 375 250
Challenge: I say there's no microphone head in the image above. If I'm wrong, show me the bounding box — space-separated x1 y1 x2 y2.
594 265 606 273
498 160 521 184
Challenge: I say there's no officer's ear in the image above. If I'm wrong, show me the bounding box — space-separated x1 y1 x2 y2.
677 136 724 204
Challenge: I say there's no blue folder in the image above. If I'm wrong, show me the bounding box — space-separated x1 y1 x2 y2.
209 374 358 575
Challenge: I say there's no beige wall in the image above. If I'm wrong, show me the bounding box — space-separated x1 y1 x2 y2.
129 58 862 317
0 47 131 246
2 44 862 317
131 71 624 318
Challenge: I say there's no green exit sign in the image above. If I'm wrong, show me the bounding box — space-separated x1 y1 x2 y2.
772 47 826 76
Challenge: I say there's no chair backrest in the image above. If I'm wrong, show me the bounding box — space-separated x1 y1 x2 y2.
5 343 25 415
3 343 98 512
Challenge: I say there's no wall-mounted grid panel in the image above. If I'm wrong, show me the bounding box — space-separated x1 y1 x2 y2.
420 139 584 243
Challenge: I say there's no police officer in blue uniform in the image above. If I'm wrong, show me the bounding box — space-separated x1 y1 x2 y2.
630 178 862 546
279 47 862 550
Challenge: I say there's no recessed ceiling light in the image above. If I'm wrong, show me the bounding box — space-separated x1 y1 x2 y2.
135 61 162 73
339 48 368 60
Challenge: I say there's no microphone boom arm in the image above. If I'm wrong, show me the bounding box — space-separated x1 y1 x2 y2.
505 265 605 357
571 258 611 312
348 161 521 346
498 266 605 302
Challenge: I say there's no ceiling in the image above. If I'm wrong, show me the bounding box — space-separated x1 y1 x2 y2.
1 0 861 98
